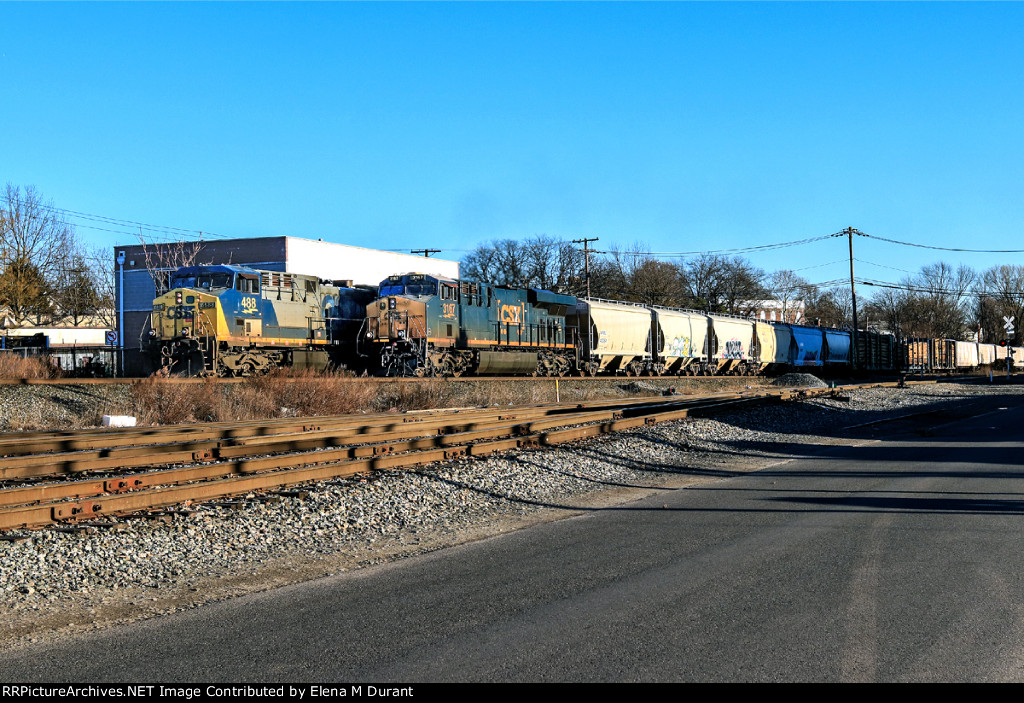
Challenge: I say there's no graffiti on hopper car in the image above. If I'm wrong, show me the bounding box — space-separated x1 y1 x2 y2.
723 339 745 359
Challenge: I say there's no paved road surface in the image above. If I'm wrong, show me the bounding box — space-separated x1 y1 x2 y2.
3 391 1024 682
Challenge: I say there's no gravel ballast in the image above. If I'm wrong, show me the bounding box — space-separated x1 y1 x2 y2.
0 377 1018 649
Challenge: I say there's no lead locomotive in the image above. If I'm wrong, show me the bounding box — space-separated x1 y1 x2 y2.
150 264 374 376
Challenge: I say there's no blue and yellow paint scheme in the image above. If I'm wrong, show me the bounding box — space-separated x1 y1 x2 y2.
362 273 578 376
150 264 374 376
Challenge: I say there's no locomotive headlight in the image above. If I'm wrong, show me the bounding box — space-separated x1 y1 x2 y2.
388 297 397 310
175 292 182 304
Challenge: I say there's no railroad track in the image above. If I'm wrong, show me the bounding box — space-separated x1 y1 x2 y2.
0 373 967 386
0 375 766 385
0 381 929 531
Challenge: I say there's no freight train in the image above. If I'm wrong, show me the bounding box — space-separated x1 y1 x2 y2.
359 274 897 377
151 266 1021 378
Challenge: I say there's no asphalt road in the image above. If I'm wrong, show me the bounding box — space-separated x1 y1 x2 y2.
4 391 1024 682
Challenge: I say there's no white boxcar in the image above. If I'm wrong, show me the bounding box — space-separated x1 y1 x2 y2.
652 307 708 374
978 343 997 366
955 341 979 368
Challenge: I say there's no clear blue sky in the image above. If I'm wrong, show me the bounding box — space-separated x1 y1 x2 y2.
2 2 1023 291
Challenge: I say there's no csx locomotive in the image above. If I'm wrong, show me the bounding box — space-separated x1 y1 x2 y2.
149 264 374 376
360 273 578 376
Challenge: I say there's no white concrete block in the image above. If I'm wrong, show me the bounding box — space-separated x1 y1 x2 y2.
102 415 137 427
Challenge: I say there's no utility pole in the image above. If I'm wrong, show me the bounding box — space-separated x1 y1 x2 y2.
846 226 859 370
572 237 599 299
411 249 440 258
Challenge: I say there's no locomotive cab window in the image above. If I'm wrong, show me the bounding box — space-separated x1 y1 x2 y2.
236 276 259 294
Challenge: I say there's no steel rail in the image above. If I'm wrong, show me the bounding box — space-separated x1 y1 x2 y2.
0 381 931 530
0 391 806 530
0 390 773 480
0 375 769 386
0 390 755 458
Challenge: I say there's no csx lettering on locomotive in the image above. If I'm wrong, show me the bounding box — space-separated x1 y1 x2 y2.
499 304 523 325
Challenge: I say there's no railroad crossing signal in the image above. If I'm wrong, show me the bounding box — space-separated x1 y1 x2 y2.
1004 316 1015 336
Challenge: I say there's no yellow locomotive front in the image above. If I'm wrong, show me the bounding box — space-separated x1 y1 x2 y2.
150 286 225 375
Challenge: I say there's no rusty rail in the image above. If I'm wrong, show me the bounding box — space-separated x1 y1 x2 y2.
0 382 921 530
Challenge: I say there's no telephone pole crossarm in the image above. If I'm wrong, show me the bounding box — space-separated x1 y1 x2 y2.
572 237 599 299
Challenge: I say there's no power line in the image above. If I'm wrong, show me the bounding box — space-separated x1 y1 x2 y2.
856 277 1022 300
790 258 849 273
859 231 1024 254
593 233 841 258
854 258 915 275
4 196 235 241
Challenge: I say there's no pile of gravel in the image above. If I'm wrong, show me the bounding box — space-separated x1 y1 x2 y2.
772 372 828 388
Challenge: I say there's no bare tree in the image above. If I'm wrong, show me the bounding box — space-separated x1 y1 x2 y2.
977 264 1024 345
0 185 76 324
863 262 975 339
766 270 810 322
718 257 766 315
87 245 116 328
52 249 102 326
136 230 206 295
680 253 727 311
804 285 852 328
461 236 587 292
679 254 764 314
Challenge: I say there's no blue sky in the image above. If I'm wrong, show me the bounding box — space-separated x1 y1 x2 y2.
2 2 1023 290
